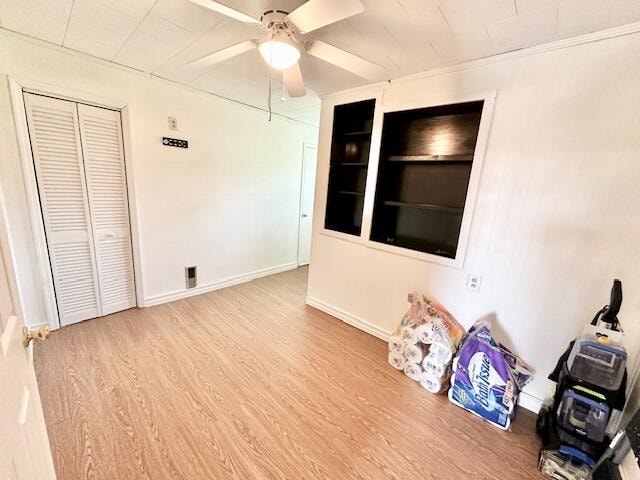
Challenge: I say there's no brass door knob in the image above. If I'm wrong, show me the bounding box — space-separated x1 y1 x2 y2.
23 325 50 348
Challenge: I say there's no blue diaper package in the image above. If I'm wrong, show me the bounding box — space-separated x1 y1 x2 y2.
449 321 532 430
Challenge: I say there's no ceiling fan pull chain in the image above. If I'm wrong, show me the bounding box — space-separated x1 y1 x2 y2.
268 65 273 122
281 73 286 102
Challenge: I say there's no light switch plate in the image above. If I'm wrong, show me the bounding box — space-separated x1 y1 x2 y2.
466 274 482 293
168 116 177 131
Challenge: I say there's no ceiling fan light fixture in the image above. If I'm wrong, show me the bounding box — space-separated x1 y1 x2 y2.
259 35 301 70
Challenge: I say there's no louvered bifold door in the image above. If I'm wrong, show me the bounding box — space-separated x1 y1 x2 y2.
24 93 101 326
77 104 136 316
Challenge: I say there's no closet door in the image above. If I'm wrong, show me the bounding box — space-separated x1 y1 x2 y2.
77 104 136 315
24 93 101 325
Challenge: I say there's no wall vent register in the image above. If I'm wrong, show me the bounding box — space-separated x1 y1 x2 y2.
186 266 197 289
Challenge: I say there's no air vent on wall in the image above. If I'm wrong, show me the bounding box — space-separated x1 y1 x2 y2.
186 266 197 289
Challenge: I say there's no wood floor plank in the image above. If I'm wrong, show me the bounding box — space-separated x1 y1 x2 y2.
34 267 544 479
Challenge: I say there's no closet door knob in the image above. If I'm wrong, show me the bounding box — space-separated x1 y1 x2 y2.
106 232 117 238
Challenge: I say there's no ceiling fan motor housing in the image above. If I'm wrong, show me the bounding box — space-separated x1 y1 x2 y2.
260 10 291 31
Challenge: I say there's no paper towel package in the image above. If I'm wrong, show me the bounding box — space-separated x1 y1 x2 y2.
448 322 532 430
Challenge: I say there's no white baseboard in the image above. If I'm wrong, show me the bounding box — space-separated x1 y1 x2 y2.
144 262 298 307
305 296 392 341
305 296 544 415
518 391 544 414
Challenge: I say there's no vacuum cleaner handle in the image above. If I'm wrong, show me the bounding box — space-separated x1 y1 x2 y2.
601 279 622 327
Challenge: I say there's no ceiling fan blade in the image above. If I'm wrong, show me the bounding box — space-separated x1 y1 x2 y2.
287 0 364 34
188 40 257 68
306 41 386 81
187 0 262 26
283 63 306 98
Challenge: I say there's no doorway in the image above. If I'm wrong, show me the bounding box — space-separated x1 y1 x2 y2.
297 143 318 266
24 92 136 327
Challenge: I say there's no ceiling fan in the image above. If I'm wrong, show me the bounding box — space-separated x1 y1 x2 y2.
187 0 387 99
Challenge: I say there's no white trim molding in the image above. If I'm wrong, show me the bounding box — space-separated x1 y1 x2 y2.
145 262 298 307
297 142 318 267
305 296 393 342
306 296 543 414
8 77 60 330
518 392 544 415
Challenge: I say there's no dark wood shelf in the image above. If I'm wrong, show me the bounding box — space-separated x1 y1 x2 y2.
386 154 473 162
336 190 365 197
340 130 373 137
384 200 463 214
333 162 369 166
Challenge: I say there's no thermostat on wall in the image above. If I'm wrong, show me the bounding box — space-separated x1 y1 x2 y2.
162 137 188 148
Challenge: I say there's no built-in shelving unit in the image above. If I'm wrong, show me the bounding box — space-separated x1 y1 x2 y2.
324 99 376 235
370 101 484 258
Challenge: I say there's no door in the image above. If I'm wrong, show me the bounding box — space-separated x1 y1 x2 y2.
0 187 57 479
24 93 101 326
24 93 136 326
297 144 318 266
77 104 136 316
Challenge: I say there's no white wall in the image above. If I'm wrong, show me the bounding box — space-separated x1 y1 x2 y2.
0 31 318 326
307 28 640 408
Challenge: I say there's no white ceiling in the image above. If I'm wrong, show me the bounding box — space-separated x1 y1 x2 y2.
2 0 640 126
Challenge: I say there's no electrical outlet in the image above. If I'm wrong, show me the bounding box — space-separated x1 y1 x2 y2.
168 116 178 131
466 274 482 293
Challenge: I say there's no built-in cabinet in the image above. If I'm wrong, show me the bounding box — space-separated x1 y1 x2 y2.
371 101 484 258
324 99 376 235
320 93 492 266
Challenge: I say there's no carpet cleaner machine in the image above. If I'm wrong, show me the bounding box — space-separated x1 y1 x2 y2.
537 280 629 479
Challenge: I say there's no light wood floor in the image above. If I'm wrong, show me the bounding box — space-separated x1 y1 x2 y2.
35 267 543 479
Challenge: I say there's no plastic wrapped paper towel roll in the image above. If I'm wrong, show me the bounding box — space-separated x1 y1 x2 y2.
429 341 454 364
388 351 405 370
419 371 450 394
388 336 405 353
404 343 427 365
400 326 418 345
422 354 449 378
403 362 422 381
414 324 433 344
415 323 445 344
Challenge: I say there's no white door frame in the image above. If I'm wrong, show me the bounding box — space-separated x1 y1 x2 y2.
8 76 145 331
297 142 318 266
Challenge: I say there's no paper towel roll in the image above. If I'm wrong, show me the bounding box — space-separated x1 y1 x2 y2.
403 362 422 382
388 351 405 370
